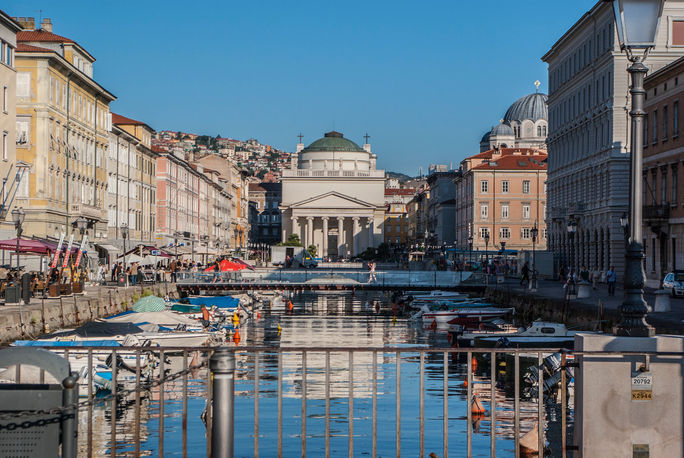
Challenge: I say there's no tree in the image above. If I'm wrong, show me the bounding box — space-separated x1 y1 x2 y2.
307 244 318 258
278 234 302 247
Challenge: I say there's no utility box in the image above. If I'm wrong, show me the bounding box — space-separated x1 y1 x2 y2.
21 273 31 304
5 284 21 304
0 347 79 458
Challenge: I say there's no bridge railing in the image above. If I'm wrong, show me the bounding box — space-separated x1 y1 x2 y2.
176 270 478 287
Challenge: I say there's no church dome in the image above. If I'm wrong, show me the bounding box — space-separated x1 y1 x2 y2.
503 93 548 123
301 131 365 153
490 122 514 136
480 130 491 143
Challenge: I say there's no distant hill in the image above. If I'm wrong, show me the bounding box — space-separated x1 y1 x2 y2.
386 171 413 183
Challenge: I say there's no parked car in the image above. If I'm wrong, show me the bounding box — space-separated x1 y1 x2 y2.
663 270 684 297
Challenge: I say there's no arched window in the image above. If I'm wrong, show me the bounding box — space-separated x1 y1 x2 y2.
537 125 542 136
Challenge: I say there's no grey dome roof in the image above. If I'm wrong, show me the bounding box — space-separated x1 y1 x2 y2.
503 93 548 123
480 130 491 143
490 122 514 136
301 131 365 153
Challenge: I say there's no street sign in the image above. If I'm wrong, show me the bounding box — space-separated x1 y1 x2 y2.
151 250 161 256
631 372 653 401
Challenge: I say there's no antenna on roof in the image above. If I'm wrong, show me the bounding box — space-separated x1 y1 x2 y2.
534 80 541 93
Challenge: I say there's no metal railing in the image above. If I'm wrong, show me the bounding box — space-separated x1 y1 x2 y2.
0 345 589 457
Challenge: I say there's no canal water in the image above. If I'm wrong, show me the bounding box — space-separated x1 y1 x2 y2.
89 291 544 457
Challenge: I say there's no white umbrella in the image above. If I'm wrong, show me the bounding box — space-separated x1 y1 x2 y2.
120 253 143 264
139 255 167 266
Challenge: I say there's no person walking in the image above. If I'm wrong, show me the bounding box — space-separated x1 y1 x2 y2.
579 265 590 283
170 259 177 283
606 266 616 296
520 262 530 287
130 262 139 286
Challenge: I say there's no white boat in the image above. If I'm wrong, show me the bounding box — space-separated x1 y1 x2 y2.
471 321 584 349
415 304 515 328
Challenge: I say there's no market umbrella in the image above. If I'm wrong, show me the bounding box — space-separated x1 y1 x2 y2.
139 255 167 267
132 295 167 312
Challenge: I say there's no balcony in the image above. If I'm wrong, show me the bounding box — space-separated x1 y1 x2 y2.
643 205 670 221
282 169 385 178
70 203 104 220
568 202 586 216
550 207 567 221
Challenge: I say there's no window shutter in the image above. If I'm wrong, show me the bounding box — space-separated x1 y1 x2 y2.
16 73 30 97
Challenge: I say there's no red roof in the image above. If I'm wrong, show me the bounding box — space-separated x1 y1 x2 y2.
471 154 547 171
16 43 52 53
18 29 75 44
111 112 154 132
385 188 416 196
152 145 168 154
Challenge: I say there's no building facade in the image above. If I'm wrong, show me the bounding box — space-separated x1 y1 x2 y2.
280 131 385 258
15 19 114 242
426 166 458 246
248 182 282 245
384 188 414 247
0 11 21 234
455 148 548 253
108 113 157 245
542 0 684 277
642 55 684 287
407 186 429 248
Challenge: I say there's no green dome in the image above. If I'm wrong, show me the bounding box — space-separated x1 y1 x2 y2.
302 131 365 153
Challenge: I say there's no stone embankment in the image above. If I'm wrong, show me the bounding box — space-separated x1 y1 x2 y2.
0 283 180 344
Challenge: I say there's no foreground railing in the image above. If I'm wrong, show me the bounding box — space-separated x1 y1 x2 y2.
6 346 672 457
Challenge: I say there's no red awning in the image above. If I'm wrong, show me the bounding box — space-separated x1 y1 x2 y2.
204 259 253 272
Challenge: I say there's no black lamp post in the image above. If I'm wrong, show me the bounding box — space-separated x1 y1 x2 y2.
610 0 663 337
531 224 539 291
12 207 25 270
484 231 490 277
121 223 129 287
620 212 629 241
567 218 577 272
75 216 88 236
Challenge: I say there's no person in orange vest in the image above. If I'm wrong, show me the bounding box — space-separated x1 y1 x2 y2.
288 300 294 311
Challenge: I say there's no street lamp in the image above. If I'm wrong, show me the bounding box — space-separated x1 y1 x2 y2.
620 211 629 241
121 223 129 287
74 216 88 236
531 224 539 291
484 231 490 276
610 0 663 337
567 218 577 272
467 235 473 269
11 207 25 270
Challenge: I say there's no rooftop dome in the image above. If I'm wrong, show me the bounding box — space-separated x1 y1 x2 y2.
480 130 491 143
490 122 514 137
301 131 365 153
503 92 548 123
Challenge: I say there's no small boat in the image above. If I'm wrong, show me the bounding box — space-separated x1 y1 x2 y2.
416 304 514 328
472 321 582 349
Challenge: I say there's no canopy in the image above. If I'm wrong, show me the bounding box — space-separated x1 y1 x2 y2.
0 238 78 255
74 321 144 337
186 295 240 309
139 255 168 267
118 253 144 264
105 310 198 326
170 303 202 314
132 295 166 312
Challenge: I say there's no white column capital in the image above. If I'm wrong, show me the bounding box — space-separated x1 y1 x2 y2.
321 216 330 221
352 216 360 222
306 216 314 221
337 216 345 222
291 216 298 222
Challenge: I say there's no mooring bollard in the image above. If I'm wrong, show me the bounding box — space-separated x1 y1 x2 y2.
61 371 79 458
210 347 236 457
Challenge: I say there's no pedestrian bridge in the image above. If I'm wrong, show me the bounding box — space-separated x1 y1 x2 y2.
175 269 484 294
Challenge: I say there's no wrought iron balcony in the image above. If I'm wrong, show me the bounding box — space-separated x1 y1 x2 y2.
642 205 670 221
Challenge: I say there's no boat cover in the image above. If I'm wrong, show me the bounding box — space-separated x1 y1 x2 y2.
106 311 197 326
74 321 144 336
14 340 121 347
132 296 167 312
185 296 239 309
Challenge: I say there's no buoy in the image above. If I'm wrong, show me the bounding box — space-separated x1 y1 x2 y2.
519 421 539 455
392 315 397 325
471 356 478 371
257 312 261 320
277 323 282 335
462 379 468 387
233 329 241 345
471 394 486 414
430 319 437 331
288 300 294 311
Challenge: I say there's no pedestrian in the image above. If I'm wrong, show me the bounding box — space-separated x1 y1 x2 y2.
606 266 616 296
580 265 590 283
559 265 567 284
591 266 600 290
520 262 530 286
170 259 177 283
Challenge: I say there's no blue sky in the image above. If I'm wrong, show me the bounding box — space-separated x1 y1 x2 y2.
6 0 598 174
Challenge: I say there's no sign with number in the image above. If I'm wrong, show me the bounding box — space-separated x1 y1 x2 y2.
151 250 160 256
631 372 653 401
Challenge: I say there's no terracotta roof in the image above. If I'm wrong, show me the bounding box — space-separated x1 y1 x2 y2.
16 43 52 53
18 29 75 43
249 183 267 193
385 188 416 196
151 145 168 154
111 113 154 132
471 154 547 171
467 147 545 161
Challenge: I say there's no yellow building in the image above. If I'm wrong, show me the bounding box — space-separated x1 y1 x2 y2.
14 18 115 241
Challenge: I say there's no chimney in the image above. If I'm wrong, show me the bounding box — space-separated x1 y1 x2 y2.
25 17 35 30
41 18 52 32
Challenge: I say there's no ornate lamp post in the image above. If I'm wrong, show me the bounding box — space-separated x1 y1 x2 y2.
121 223 129 287
484 231 490 279
531 224 539 292
11 207 25 270
467 235 473 269
74 216 88 236
567 218 577 272
610 0 663 336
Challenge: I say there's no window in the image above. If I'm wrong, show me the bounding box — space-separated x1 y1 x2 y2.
480 203 489 219
663 105 669 139
2 86 6 112
16 117 29 146
643 113 649 146
662 169 668 204
653 110 658 143
501 204 509 219
673 20 684 45
673 165 678 204
479 227 490 239
522 204 531 219
522 180 530 194
537 125 542 136
16 73 30 97
501 180 509 193
675 101 679 137
651 170 657 205
2 131 6 160
521 227 531 239
480 180 489 193
500 227 510 239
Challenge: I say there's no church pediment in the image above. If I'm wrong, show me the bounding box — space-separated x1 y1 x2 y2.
291 191 375 209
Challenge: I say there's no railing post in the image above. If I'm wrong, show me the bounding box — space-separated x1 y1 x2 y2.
61 371 79 458
211 347 236 458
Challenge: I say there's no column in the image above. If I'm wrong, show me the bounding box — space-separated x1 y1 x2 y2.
322 217 329 257
306 216 314 248
367 216 374 249
352 217 361 256
337 217 345 257
282 226 287 243
291 216 299 243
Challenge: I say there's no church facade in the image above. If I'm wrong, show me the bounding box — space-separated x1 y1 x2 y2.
280 131 385 258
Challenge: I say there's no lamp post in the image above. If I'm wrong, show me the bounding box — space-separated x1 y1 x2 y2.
610 0 663 336
121 223 129 287
620 211 629 241
468 235 473 269
11 207 25 270
484 231 490 280
531 224 538 292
